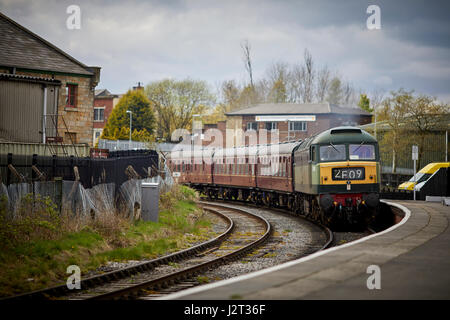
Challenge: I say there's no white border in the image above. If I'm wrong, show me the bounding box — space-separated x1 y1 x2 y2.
161 200 411 300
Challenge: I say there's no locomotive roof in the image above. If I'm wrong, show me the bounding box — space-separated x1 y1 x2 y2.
308 126 377 145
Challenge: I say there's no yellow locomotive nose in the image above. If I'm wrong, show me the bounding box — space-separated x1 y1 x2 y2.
319 161 377 186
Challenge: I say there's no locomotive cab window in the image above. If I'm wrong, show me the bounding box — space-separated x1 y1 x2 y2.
319 144 346 161
349 144 376 160
309 146 316 162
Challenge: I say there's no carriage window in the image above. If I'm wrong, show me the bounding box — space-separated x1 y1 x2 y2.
319 145 346 161
349 144 375 160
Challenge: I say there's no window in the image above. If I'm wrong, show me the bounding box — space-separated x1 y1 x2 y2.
265 122 278 131
65 84 78 108
349 144 376 160
94 108 105 121
319 144 346 161
289 121 307 132
247 122 258 131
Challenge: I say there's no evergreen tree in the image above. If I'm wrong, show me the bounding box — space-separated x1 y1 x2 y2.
358 93 373 113
101 89 156 141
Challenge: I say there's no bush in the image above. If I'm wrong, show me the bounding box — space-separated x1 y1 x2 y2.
0 194 61 249
159 184 198 210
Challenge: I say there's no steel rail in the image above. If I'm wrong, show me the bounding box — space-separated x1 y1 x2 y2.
86 205 272 300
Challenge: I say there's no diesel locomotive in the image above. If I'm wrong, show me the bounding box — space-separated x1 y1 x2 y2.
168 126 381 228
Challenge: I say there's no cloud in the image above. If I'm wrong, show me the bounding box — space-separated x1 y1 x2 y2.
373 76 393 86
0 0 449 103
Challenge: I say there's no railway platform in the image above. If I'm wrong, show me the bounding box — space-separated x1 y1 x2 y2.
166 200 450 300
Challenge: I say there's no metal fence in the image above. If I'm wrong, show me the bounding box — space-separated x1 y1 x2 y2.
0 151 159 189
98 139 180 153
0 141 90 157
0 161 174 220
98 139 151 151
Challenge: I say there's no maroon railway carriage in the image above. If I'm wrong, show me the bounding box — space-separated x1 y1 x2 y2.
168 141 300 207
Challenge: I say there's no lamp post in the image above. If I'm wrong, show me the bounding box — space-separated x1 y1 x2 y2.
126 110 132 148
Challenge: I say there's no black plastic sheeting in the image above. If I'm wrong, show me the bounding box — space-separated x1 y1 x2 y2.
0 150 158 189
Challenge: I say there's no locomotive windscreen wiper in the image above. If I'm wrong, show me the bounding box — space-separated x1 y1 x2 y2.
329 142 340 153
353 141 365 152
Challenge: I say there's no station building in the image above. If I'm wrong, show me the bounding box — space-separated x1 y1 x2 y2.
199 103 372 148
0 12 100 148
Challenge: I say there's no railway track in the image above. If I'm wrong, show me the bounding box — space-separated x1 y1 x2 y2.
136 201 334 299
5 203 272 300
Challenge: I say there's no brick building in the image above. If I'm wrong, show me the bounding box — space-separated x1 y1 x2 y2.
0 12 100 147
93 89 119 145
202 103 372 148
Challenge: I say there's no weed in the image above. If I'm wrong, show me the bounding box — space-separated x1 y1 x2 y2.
196 276 210 284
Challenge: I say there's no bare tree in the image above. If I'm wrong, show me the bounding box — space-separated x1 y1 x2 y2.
265 61 290 103
316 65 331 102
368 88 386 139
302 49 315 103
290 49 316 103
241 39 254 88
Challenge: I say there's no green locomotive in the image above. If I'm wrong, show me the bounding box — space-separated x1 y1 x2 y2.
292 127 380 227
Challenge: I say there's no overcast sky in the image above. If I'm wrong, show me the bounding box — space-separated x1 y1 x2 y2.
1 0 450 103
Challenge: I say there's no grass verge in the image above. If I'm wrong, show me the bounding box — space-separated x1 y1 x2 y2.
0 185 214 297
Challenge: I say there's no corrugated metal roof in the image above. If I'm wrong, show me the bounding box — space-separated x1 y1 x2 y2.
0 72 61 85
0 12 93 76
225 102 371 116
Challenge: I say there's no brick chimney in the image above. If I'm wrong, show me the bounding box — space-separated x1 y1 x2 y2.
133 82 144 91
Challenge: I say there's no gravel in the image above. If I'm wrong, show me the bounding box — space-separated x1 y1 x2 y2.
199 202 328 282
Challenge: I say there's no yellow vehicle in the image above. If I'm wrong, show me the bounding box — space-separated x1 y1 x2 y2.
398 162 450 190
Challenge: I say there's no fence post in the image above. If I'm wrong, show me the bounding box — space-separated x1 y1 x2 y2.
52 155 57 179
7 153 12 185
31 154 37 181
54 177 62 214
